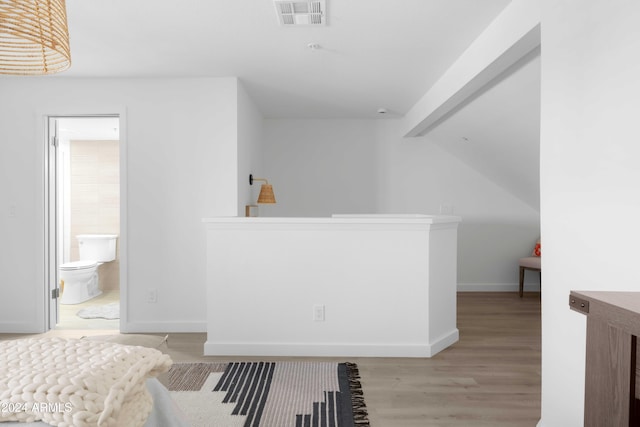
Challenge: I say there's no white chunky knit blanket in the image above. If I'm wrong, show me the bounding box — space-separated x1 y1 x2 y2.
0 337 172 427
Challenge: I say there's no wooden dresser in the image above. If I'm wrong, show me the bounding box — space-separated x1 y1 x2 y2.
570 291 640 426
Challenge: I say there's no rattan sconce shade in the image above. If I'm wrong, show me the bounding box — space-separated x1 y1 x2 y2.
0 0 71 75
257 184 276 204
249 174 277 204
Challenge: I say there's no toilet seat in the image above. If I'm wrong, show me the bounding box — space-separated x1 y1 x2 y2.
60 260 98 271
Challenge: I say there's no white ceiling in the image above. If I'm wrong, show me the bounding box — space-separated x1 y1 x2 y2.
62 0 511 118
58 0 541 211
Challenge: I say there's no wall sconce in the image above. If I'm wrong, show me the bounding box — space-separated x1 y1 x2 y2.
249 174 276 204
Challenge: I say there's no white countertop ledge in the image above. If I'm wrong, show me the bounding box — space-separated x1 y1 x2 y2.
202 214 461 224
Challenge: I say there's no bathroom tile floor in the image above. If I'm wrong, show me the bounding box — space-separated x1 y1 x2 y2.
56 290 120 330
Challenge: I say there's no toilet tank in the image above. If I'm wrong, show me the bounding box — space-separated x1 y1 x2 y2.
77 234 118 262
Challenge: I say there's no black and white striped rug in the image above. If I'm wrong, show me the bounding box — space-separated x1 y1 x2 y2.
167 362 369 427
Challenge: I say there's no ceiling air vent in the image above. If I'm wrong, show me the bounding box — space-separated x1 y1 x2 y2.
274 1 326 26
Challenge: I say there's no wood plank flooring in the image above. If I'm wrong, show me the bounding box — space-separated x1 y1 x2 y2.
0 292 541 426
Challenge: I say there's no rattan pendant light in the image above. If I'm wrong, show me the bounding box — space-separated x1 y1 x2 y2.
0 0 71 75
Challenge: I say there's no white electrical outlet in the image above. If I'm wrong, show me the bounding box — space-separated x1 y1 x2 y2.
147 289 158 303
440 203 453 215
313 304 325 322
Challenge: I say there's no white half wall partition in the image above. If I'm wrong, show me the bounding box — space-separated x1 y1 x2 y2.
203 215 461 357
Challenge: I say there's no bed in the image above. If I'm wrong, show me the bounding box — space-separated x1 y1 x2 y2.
0 337 190 427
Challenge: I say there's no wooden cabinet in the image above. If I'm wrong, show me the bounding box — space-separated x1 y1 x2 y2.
570 291 640 426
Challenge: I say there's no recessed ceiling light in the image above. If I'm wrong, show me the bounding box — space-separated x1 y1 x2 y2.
307 43 321 50
377 108 388 114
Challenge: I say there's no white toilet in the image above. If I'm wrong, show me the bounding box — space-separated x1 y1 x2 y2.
60 234 118 305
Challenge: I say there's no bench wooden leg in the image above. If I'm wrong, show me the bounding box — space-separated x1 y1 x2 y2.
519 266 525 297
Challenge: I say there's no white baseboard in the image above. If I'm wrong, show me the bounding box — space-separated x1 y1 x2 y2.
426 329 459 356
204 330 459 358
457 282 541 292
121 321 206 333
0 322 47 334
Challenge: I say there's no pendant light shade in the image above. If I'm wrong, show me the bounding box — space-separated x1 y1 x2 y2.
0 0 71 75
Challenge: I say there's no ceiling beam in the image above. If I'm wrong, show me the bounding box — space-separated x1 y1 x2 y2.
401 0 541 138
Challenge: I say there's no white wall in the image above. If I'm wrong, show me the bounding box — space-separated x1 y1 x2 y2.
237 82 264 214
0 81 44 332
376 120 540 289
0 77 239 333
263 119 379 217
539 1 640 425
262 118 540 289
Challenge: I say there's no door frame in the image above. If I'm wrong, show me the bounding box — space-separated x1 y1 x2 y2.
42 111 128 331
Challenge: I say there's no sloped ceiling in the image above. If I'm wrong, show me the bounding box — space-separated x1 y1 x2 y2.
427 51 541 211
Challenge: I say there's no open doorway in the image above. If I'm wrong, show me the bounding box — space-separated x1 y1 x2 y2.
48 116 121 330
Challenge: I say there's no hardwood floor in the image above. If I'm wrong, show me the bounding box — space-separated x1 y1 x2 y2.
0 292 541 426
